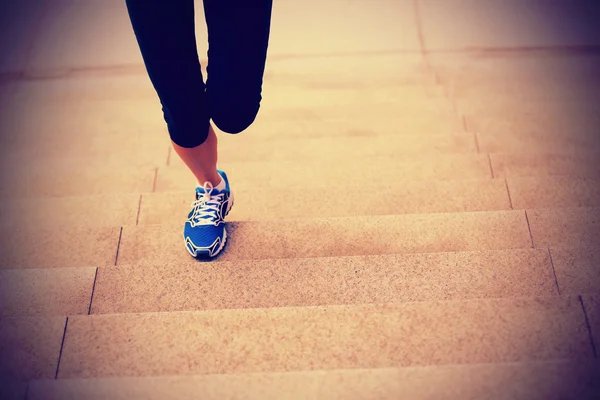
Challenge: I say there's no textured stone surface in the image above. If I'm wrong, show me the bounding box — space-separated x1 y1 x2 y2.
527 207 600 249
267 0 420 55
140 178 510 224
0 83 169 165
0 267 96 316
0 123 168 165
263 54 431 86
471 117 600 154
490 153 600 179
216 106 465 142
0 316 66 380
5 0 600 389
0 0 46 74
59 297 592 378
459 95 600 116
118 211 532 264
2 77 163 122
0 226 121 269
507 177 600 210
477 129 600 156
430 53 600 124
0 166 156 199
156 154 493 192
549 248 600 295
28 360 600 400
25 1 143 71
260 87 449 115
440 53 600 94
24 0 419 72
0 195 139 229
6 72 157 102
420 0 600 50
582 295 599 350
167 131 475 165
0 380 26 400
93 249 556 314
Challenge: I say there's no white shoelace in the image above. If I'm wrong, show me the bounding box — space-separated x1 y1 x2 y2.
189 182 224 227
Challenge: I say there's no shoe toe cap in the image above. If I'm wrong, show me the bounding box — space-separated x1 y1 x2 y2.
184 224 226 257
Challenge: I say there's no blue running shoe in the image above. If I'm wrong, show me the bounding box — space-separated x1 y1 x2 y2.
184 170 234 259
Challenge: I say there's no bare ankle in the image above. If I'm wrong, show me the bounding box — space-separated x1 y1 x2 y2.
194 170 220 186
172 124 222 188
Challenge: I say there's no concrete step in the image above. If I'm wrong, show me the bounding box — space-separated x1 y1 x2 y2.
0 226 120 269
0 267 96 316
0 194 140 229
466 114 600 154
170 131 475 166
262 54 433 85
458 97 600 117
261 86 449 112
507 176 600 209
3 206 597 274
0 126 169 163
55 296 592 379
0 316 66 381
2 94 454 152
490 152 600 179
431 55 600 102
0 151 167 174
477 130 600 156
431 52 600 81
92 249 556 314
5 67 438 105
141 178 510 224
117 210 532 265
527 207 600 250
1 177 510 229
549 248 600 295
1 107 465 171
245 108 464 140
27 360 600 400
157 154 493 192
0 166 155 199
447 81 598 105
0 380 25 400
0 90 168 156
2 74 448 149
583 295 600 344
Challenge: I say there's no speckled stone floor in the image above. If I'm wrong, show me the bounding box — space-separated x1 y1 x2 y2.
1 1 600 399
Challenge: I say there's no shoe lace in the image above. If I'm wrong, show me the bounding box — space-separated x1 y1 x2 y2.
189 181 224 227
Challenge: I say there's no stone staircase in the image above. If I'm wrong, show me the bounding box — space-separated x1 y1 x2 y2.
1 48 600 400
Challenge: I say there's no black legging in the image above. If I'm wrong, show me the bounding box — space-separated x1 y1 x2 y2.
125 0 272 148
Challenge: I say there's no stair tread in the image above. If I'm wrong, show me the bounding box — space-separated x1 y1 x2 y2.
0 226 120 269
141 178 511 224
0 267 96 317
169 131 475 165
27 360 600 400
0 316 66 381
157 153 493 192
490 152 600 179
57 296 593 379
93 249 556 314
118 210 532 264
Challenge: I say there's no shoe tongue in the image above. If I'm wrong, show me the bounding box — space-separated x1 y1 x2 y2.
193 188 216 221
195 186 222 200
195 188 206 200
